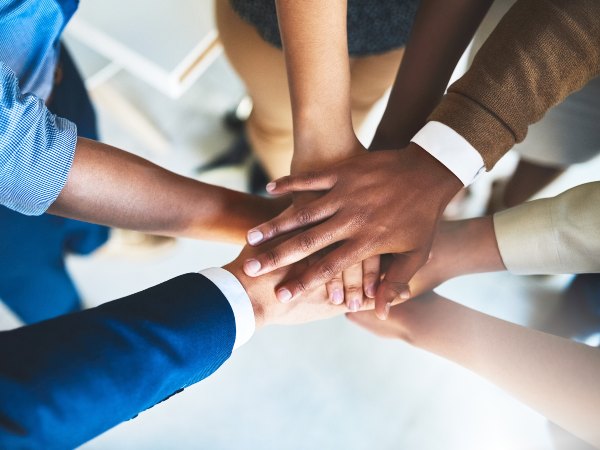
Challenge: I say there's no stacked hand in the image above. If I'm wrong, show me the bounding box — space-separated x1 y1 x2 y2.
226 239 401 327
242 143 463 319
284 141 381 314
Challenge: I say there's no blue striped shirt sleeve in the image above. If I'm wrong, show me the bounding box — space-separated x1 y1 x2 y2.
0 61 77 216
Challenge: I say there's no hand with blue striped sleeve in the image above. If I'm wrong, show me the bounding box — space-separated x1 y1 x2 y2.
0 62 286 244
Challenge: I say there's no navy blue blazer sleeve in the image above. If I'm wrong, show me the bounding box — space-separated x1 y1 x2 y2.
0 273 236 449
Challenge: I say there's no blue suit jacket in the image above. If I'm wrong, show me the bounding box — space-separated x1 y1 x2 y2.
0 273 236 449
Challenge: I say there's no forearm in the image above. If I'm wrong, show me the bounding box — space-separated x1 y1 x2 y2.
442 216 505 275
403 296 600 447
275 0 358 170
413 182 600 295
409 215 505 297
50 138 280 243
0 273 235 448
430 0 600 168
372 0 493 149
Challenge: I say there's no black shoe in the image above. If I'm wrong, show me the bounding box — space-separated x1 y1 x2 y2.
249 159 270 195
223 108 246 132
223 97 252 132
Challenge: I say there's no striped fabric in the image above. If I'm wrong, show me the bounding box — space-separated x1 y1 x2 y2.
0 0 77 99
0 0 79 215
0 62 77 216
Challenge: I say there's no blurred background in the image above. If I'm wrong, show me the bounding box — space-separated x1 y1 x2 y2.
1 1 599 449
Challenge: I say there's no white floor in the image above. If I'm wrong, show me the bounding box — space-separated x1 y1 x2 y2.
1 17 599 450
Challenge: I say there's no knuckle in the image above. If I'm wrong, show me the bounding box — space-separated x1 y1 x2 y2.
296 208 314 225
265 222 280 239
299 234 316 252
319 262 338 280
345 285 362 294
265 250 281 267
374 224 391 235
296 278 309 294
363 270 379 279
353 211 369 228
296 172 318 188
321 230 336 244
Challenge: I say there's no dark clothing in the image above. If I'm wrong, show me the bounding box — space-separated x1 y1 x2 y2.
0 44 109 324
230 0 420 56
0 273 236 449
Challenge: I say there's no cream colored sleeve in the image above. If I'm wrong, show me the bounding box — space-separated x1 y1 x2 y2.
493 182 600 275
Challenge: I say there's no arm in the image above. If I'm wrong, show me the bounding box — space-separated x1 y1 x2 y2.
51 137 285 243
244 0 494 313
245 0 600 316
372 0 493 149
409 182 600 297
0 240 370 449
349 294 600 447
0 62 281 244
429 0 600 168
272 1 381 308
275 0 361 172
0 273 237 449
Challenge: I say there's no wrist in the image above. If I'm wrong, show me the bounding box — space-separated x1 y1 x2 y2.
222 262 266 329
386 296 436 345
397 294 463 349
401 143 463 207
455 216 506 274
291 122 361 173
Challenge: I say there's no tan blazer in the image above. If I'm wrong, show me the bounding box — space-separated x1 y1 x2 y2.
494 182 600 274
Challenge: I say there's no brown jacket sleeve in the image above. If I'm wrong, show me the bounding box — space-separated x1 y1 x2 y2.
429 0 600 168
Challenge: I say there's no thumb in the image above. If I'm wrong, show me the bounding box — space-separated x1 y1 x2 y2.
374 254 424 320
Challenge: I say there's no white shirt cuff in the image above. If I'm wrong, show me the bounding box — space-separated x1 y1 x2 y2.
411 121 485 186
199 267 255 350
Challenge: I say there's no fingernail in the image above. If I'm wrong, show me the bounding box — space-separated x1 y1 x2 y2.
244 259 261 275
400 290 411 301
348 299 361 312
266 182 276 192
332 289 344 305
247 230 264 245
277 288 293 303
366 285 376 298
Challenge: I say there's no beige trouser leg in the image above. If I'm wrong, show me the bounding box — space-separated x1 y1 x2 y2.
216 0 404 179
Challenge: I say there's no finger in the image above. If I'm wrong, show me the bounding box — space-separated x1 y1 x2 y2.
374 253 427 320
265 170 338 195
244 221 347 278
362 255 381 299
246 199 339 246
343 263 364 312
275 241 368 303
326 274 344 305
